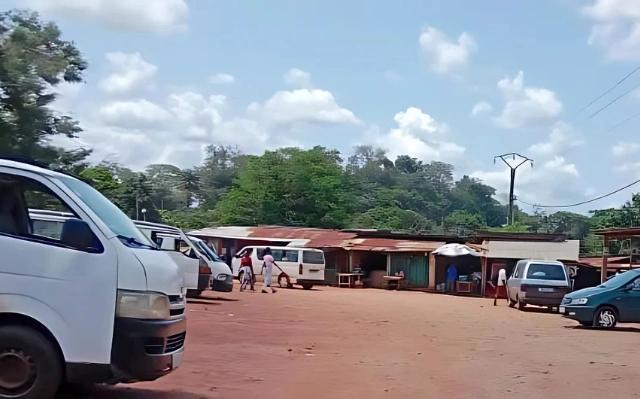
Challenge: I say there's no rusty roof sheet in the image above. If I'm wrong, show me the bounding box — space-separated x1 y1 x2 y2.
339 238 446 252
247 226 357 248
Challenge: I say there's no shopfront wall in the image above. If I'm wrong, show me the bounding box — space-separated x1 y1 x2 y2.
389 252 429 287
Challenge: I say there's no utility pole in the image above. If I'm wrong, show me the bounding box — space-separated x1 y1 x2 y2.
493 153 534 225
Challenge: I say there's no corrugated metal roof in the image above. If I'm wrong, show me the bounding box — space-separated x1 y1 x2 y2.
341 238 446 252
188 225 450 252
188 226 357 248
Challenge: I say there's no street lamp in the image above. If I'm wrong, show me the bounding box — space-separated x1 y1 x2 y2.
141 208 147 221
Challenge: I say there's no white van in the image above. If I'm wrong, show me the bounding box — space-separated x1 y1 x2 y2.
134 221 233 296
0 158 186 399
231 246 325 290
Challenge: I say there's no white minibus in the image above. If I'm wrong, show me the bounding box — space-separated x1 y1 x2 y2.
134 221 233 296
0 158 186 399
231 246 325 290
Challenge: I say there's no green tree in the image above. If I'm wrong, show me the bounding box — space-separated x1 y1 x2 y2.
215 146 355 228
443 210 487 235
0 10 89 166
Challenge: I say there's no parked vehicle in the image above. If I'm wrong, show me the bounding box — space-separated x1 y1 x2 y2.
506 259 571 310
0 157 186 399
560 269 640 329
134 221 233 296
231 246 325 290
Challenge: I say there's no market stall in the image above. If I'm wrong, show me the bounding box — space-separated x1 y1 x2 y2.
433 244 483 296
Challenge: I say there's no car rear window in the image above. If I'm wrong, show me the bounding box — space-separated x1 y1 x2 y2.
526 263 566 281
303 251 324 264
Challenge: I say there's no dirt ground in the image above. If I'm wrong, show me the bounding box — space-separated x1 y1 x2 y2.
59 284 640 399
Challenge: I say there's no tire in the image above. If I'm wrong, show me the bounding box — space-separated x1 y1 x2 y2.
507 292 516 308
186 289 204 298
593 306 618 329
301 283 313 290
0 325 62 399
517 296 526 311
278 273 291 288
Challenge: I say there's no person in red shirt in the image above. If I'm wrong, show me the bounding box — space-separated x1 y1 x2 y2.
239 248 255 292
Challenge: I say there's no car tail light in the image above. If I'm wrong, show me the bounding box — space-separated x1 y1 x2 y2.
520 284 528 292
299 264 303 274
199 257 211 275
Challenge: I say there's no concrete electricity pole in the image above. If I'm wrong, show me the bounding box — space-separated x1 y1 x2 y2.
493 153 534 225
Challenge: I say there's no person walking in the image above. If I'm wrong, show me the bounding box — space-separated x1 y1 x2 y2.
261 247 282 294
494 268 508 306
239 248 255 292
446 263 458 293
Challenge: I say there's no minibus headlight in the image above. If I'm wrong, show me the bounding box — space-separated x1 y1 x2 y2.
116 290 170 320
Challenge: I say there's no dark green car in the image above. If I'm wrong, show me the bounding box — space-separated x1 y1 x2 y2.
560 269 640 329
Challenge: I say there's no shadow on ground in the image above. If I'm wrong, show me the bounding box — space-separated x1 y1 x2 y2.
57 386 206 398
565 325 640 333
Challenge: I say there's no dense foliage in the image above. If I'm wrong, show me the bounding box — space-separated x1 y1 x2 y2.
2 9 640 258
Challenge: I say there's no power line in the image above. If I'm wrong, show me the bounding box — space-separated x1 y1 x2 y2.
601 109 640 134
517 178 640 209
587 81 640 120
579 65 640 113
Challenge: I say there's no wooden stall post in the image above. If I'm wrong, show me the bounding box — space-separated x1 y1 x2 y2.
480 255 487 297
601 236 609 283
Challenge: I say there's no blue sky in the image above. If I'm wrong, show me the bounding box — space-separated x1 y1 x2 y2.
11 0 640 213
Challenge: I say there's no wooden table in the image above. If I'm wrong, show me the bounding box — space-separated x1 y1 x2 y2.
383 276 404 290
338 273 364 288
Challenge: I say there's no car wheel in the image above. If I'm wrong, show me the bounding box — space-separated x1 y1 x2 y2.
579 321 593 327
517 295 526 311
301 283 314 290
186 289 204 298
278 273 291 288
0 326 63 399
593 306 618 329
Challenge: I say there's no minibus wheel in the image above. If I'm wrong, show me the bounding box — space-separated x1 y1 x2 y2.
0 326 62 399
301 283 313 290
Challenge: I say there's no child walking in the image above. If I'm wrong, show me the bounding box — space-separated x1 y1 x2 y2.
239 249 255 292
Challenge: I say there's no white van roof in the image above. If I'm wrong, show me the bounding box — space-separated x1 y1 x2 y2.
242 245 322 252
0 158 75 179
133 220 181 234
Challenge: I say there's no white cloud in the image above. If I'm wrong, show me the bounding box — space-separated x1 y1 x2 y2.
19 0 189 35
527 122 584 158
248 89 361 127
494 71 563 129
98 99 171 128
99 52 157 94
284 68 312 88
582 0 640 61
53 68 360 168
471 101 493 116
209 73 235 85
472 124 584 207
369 107 465 162
612 141 639 156
419 26 477 74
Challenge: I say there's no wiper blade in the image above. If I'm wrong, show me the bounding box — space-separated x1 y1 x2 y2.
117 235 157 249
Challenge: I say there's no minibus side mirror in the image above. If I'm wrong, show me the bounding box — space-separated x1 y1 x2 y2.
60 219 101 252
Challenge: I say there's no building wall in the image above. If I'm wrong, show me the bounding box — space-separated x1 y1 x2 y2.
389 252 429 286
484 240 579 261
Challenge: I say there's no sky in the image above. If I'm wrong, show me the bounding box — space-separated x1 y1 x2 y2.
7 0 640 214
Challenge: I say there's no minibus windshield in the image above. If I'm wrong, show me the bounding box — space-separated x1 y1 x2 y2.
54 175 156 247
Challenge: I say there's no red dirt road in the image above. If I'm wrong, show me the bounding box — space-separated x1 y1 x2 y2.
60 285 640 398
